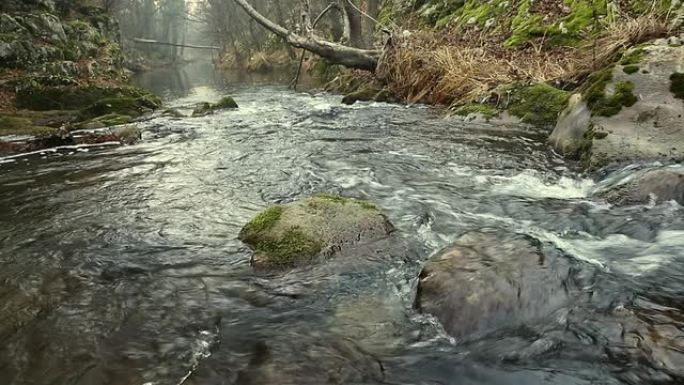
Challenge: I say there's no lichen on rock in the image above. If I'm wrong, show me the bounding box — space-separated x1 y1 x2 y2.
238 194 393 269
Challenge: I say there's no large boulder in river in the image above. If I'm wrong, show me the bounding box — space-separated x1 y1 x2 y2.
549 40 684 169
595 166 684 206
415 231 571 340
238 195 394 269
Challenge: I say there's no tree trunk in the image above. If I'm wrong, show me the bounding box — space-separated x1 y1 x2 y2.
364 0 380 47
231 0 380 72
340 0 364 48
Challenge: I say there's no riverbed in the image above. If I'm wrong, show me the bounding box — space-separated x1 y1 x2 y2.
1 63 683 385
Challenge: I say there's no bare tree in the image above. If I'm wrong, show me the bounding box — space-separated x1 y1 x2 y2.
231 0 381 71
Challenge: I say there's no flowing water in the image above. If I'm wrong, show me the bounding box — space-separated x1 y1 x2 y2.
1 63 683 385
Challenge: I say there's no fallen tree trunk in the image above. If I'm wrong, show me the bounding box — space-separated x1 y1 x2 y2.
131 38 220 50
232 0 380 72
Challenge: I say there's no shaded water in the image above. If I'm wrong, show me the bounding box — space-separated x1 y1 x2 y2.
1 63 683 385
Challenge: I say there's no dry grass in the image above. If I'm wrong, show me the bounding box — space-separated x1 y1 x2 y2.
378 11 672 107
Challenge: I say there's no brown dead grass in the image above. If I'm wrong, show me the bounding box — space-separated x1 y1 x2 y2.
378 13 672 106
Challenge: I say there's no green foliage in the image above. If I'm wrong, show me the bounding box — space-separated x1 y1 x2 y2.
508 83 571 126
669 73 684 100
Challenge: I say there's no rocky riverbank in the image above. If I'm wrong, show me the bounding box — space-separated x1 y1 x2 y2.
0 1 162 156
328 0 683 170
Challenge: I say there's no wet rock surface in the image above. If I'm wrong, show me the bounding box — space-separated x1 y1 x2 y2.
238 195 395 269
595 165 684 206
550 41 684 168
416 230 572 340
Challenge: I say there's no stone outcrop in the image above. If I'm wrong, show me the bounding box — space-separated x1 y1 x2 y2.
549 40 684 169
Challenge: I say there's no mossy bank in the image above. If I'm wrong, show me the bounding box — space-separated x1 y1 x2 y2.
0 2 163 154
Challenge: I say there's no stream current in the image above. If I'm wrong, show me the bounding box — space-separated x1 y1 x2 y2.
1 63 683 385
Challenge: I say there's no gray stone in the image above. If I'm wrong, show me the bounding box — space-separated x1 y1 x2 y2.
416 231 571 340
596 166 684 206
550 43 684 169
548 94 591 158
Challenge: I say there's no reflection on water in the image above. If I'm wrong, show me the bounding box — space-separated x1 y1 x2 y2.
0 67 683 385
132 61 295 100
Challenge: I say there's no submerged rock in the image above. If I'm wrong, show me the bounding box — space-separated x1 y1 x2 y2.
416 231 571 340
596 166 684 206
238 194 393 269
550 42 684 169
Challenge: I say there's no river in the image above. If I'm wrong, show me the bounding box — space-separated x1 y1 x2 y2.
1 62 683 385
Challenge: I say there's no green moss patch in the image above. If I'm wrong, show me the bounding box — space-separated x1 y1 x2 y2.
238 205 323 268
507 83 570 126
15 85 161 112
312 193 379 210
0 115 56 136
588 80 638 117
251 227 322 267
670 73 684 100
76 113 132 129
239 205 284 239
582 68 638 116
620 48 646 66
454 103 500 120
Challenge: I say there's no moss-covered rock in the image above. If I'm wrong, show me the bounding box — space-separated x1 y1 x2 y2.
78 94 159 121
622 65 640 74
550 42 684 169
15 84 160 111
162 108 185 118
214 96 238 109
191 96 239 116
238 194 393 269
590 81 638 117
507 83 571 126
76 112 132 129
453 102 500 121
